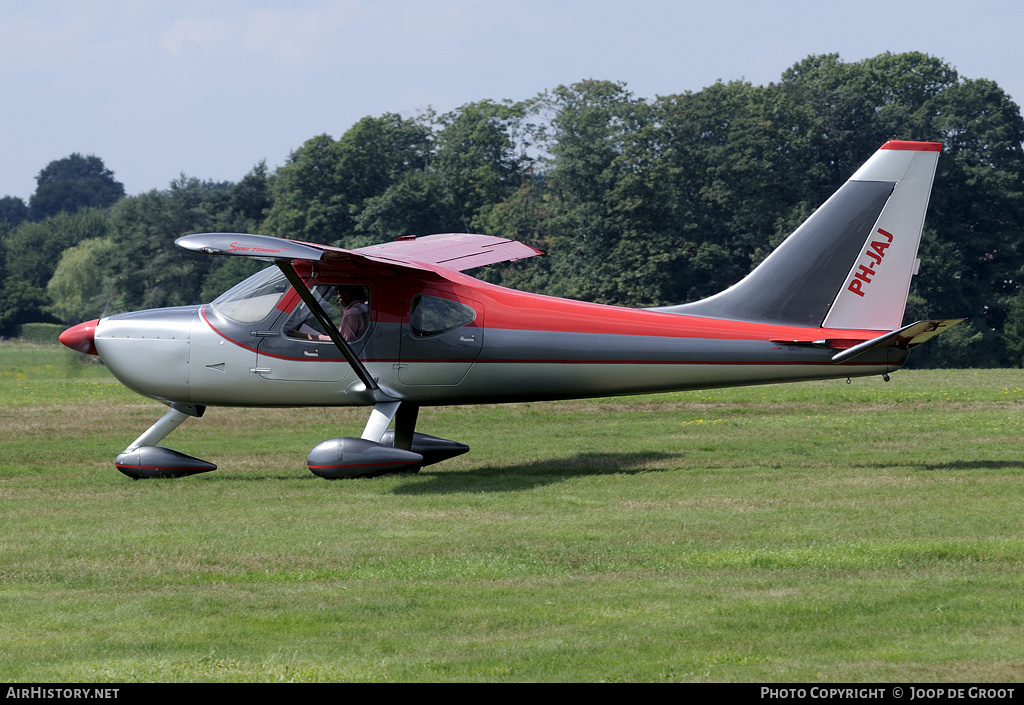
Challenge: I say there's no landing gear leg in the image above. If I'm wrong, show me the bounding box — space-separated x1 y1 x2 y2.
360 401 401 442
392 403 420 451
379 402 469 466
115 403 216 479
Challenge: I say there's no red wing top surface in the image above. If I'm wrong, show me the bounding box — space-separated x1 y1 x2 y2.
345 233 545 271
177 232 544 273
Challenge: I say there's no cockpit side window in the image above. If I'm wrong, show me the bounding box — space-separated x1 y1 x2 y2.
284 285 371 343
209 266 289 324
410 295 476 338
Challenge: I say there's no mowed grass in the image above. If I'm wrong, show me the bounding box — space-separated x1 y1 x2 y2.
2 341 1023 682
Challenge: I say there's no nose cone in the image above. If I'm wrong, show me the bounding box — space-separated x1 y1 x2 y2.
59 319 100 356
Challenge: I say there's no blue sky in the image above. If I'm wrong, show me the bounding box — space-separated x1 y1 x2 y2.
2 0 1022 201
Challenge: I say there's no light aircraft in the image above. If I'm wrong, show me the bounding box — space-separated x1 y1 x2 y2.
60 140 963 479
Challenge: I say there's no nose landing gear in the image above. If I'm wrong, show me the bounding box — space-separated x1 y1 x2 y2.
114 403 216 479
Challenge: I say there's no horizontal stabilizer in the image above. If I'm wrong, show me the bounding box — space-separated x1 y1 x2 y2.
831 318 966 364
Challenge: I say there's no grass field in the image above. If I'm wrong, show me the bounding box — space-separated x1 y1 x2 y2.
2 341 1023 682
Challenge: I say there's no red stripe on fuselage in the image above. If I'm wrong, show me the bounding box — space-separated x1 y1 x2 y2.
308 462 408 469
385 265 888 342
471 358 881 366
460 281 881 342
204 265 888 362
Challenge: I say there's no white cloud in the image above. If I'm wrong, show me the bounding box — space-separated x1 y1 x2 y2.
159 16 232 57
243 0 364 69
0 7 98 74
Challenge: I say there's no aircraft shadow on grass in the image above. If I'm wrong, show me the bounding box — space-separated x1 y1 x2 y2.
130 456 1024 490
913 460 1024 472
389 451 683 495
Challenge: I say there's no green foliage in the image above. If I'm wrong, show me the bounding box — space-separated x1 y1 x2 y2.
263 115 433 246
100 176 256 313
0 276 55 337
262 133 345 242
432 99 535 230
540 81 647 304
18 322 64 344
4 208 110 289
474 179 557 294
354 170 451 242
28 153 125 221
0 195 28 227
46 237 119 323
1001 287 1024 367
6 52 1024 365
230 161 273 230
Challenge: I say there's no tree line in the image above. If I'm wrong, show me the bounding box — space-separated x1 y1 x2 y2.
2 52 1023 367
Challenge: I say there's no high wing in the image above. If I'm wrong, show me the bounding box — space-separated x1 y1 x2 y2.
349 233 544 270
175 232 544 272
171 231 545 476
174 231 545 408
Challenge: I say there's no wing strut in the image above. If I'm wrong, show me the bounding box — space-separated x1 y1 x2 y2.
276 262 380 393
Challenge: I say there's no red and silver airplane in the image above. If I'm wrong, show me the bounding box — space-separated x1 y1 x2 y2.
60 140 962 479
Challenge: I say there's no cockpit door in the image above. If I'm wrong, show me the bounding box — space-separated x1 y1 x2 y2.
398 290 483 386
255 282 374 383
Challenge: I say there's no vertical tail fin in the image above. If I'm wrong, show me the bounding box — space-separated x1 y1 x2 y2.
821 141 940 330
661 141 941 330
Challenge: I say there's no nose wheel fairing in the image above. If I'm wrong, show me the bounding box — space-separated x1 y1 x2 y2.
114 403 217 480
116 446 216 480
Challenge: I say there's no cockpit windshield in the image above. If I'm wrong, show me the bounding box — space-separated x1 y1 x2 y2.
210 266 289 323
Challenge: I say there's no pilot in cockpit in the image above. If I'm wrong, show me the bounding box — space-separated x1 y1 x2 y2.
289 286 369 343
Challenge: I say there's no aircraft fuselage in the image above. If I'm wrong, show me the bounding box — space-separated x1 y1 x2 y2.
93 266 902 410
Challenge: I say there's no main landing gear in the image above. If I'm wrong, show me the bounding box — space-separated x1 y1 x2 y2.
306 402 468 479
116 401 468 480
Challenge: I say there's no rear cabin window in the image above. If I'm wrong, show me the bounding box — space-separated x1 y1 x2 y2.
410 295 476 337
